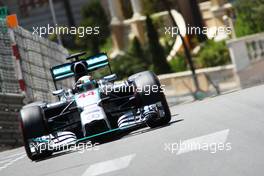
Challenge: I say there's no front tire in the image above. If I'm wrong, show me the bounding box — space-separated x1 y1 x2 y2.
19 106 52 161
146 92 171 128
129 71 171 127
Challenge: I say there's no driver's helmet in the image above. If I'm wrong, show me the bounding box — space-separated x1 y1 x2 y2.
76 75 96 92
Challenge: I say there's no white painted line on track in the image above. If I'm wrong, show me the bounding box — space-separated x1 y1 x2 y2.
0 154 26 171
0 152 25 160
0 158 12 164
177 129 230 155
82 154 135 176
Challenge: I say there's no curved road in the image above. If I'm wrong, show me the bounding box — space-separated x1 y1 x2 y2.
1 85 264 176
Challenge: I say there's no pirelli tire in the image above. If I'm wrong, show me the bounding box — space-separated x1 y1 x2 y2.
22 101 46 109
19 106 52 161
129 71 171 127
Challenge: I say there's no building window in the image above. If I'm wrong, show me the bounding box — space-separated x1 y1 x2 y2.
19 0 60 17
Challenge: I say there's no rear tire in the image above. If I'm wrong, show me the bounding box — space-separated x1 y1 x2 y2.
129 71 171 128
19 106 52 161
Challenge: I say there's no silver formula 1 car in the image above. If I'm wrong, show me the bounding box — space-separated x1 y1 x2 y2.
19 52 171 160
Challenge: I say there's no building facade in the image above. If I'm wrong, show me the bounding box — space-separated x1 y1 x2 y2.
0 0 89 31
0 0 235 56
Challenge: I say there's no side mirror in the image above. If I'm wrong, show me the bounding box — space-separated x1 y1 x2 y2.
103 74 117 82
52 89 65 96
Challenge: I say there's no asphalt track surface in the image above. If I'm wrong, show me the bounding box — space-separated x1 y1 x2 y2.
1 85 264 176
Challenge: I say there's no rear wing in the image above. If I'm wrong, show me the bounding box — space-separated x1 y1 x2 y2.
50 53 111 88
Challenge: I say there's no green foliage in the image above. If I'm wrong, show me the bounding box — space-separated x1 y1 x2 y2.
120 0 133 19
169 54 187 72
129 38 150 66
110 38 148 79
111 55 145 79
234 0 264 37
142 0 175 15
196 40 231 68
76 0 110 54
48 33 57 42
146 15 171 74
100 37 112 53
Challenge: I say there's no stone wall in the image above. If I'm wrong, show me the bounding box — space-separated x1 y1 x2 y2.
0 18 69 149
158 65 237 96
0 93 24 149
14 27 70 102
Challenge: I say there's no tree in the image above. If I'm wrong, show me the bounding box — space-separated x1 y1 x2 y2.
234 0 264 37
142 0 175 15
169 54 187 72
111 38 147 79
196 40 231 68
129 37 150 67
146 15 171 74
76 0 110 54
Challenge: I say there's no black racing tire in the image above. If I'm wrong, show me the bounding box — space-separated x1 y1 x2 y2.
129 71 171 127
22 101 46 109
19 106 52 161
145 92 171 128
129 71 160 105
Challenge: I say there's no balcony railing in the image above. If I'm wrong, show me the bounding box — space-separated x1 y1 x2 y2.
227 32 264 71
